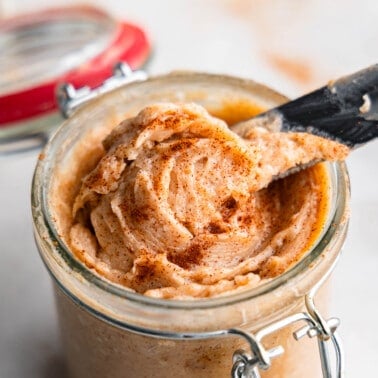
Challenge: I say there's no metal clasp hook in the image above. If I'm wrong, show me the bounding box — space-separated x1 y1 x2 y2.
230 286 344 378
297 284 344 378
57 62 147 118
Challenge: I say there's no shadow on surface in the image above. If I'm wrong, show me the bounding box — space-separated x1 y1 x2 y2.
41 353 68 378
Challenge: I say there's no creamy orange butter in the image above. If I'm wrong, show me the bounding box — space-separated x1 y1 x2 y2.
34 73 351 378
62 102 348 299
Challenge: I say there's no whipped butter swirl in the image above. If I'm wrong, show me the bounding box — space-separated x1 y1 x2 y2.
70 103 348 298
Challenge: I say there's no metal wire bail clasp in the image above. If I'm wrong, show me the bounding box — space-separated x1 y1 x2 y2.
294 285 345 378
57 62 147 118
231 284 344 378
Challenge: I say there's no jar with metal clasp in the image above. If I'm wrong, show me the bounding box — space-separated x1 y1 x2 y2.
0 6 150 154
32 65 349 378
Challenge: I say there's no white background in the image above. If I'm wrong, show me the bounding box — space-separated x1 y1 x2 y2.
0 1 377 377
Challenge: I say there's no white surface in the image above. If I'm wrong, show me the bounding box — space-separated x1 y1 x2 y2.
0 1 377 377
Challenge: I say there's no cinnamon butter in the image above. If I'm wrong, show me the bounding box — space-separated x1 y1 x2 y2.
34 73 350 378
57 102 348 299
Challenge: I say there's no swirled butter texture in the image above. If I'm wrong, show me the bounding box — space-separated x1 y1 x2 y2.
69 103 348 299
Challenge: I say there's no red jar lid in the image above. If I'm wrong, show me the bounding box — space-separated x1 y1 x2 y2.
0 6 150 143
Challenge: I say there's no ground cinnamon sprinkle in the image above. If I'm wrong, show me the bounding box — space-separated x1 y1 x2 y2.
65 102 348 298
168 244 204 270
207 222 226 234
220 196 238 220
130 206 149 222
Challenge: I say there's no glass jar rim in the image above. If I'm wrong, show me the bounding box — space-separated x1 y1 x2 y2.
32 71 350 311
0 6 151 156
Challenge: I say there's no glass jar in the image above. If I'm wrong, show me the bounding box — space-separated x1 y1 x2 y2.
31 72 349 378
0 6 149 154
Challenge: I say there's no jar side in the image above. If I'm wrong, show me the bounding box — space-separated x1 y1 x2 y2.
32 72 350 378
55 281 329 378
